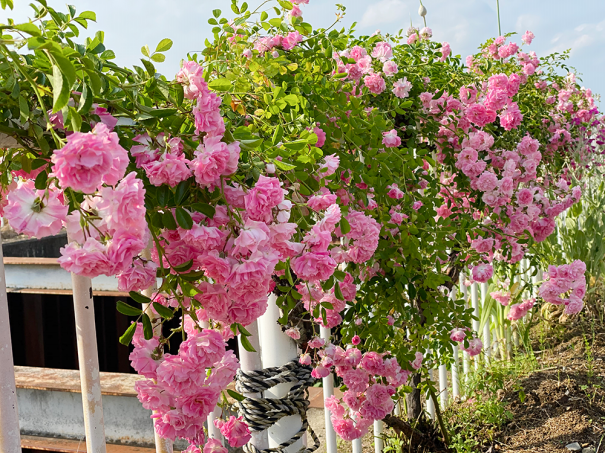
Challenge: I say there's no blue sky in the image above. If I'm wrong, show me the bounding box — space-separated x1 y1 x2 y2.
2 0 604 104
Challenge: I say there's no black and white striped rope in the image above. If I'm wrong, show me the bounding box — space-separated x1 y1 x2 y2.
235 360 320 453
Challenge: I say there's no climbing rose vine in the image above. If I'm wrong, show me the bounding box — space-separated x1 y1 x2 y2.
0 0 603 448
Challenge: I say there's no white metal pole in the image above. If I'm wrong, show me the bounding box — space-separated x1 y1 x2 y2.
258 294 303 453
71 268 107 453
238 319 269 450
460 276 470 383
320 326 337 453
471 283 480 370
438 360 448 408
426 368 435 420
0 231 22 453
141 248 174 453
373 420 384 453
352 438 363 453
481 282 491 364
450 287 460 399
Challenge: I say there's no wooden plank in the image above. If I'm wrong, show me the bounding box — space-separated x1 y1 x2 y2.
3 257 59 265
6 288 129 297
14 366 140 397
21 435 179 452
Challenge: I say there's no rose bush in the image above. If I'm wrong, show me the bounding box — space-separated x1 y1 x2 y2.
1 0 603 448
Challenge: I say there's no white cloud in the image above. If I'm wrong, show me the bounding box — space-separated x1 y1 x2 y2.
359 0 407 28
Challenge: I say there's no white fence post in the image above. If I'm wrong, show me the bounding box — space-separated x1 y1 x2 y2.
0 231 22 453
320 326 337 453
471 283 480 370
258 294 303 453
373 420 384 453
238 319 269 450
426 368 435 420
481 282 491 364
70 271 107 453
460 276 470 383
450 287 460 399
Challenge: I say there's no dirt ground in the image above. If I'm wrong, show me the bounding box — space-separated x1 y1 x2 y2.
494 322 605 452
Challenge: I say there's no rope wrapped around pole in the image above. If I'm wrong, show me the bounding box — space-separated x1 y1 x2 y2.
235 360 320 453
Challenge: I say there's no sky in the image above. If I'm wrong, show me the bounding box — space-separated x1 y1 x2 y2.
2 0 604 104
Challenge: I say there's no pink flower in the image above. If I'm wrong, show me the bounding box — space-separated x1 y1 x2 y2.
51 123 128 193
285 327 301 340
371 42 393 61
291 252 337 281
387 184 404 199
203 439 227 453
476 172 499 192
508 298 535 321
450 328 466 342
4 180 67 238
180 329 226 368
314 127 326 147
143 154 192 188
463 337 483 356
393 77 412 98
214 416 251 448
244 176 284 222
490 290 511 306
299 353 312 366
282 31 303 51
117 260 157 292
363 73 386 95
312 366 331 379
522 31 534 45
342 368 369 393
193 91 224 137
331 416 362 441
516 188 534 206
382 129 401 148
97 172 147 234
410 352 423 370
360 351 385 375
351 335 361 345
382 60 398 77
319 154 339 176
499 102 523 131
176 60 208 100
242 49 253 58
58 238 112 278
419 27 432 39
134 380 171 412
192 136 231 188
439 42 451 62
308 337 325 349
472 263 493 283
412 201 423 211
407 33 418 45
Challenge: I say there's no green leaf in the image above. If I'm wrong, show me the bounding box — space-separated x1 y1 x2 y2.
274 160 296 171
142 313 153 340
208 78 232 92
181 281 201 297
227 389 246 402
69 107 82 132
155 38 173 53
34 169 48 190
151 53 166 63
153 302 174 319
77 81 93 114
27 36 46 49
175 207 193 229
272 125 284 145
15 23 41 36
340 217 351 234
334 281 344 300
50 52 77 89
116 300 143 316
141 45 150 57
78 11 96 21
191 203 215 218
119 322 137 346
18 95 29 123
162 210 177 230
240 334 256 352
129 291 152 304
260 11 268 21
212 9 221 18
285 265 294 285
50 65 70 113
174 180 190 205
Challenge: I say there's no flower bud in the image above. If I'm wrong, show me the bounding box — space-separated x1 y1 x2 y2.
418 4 427 17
